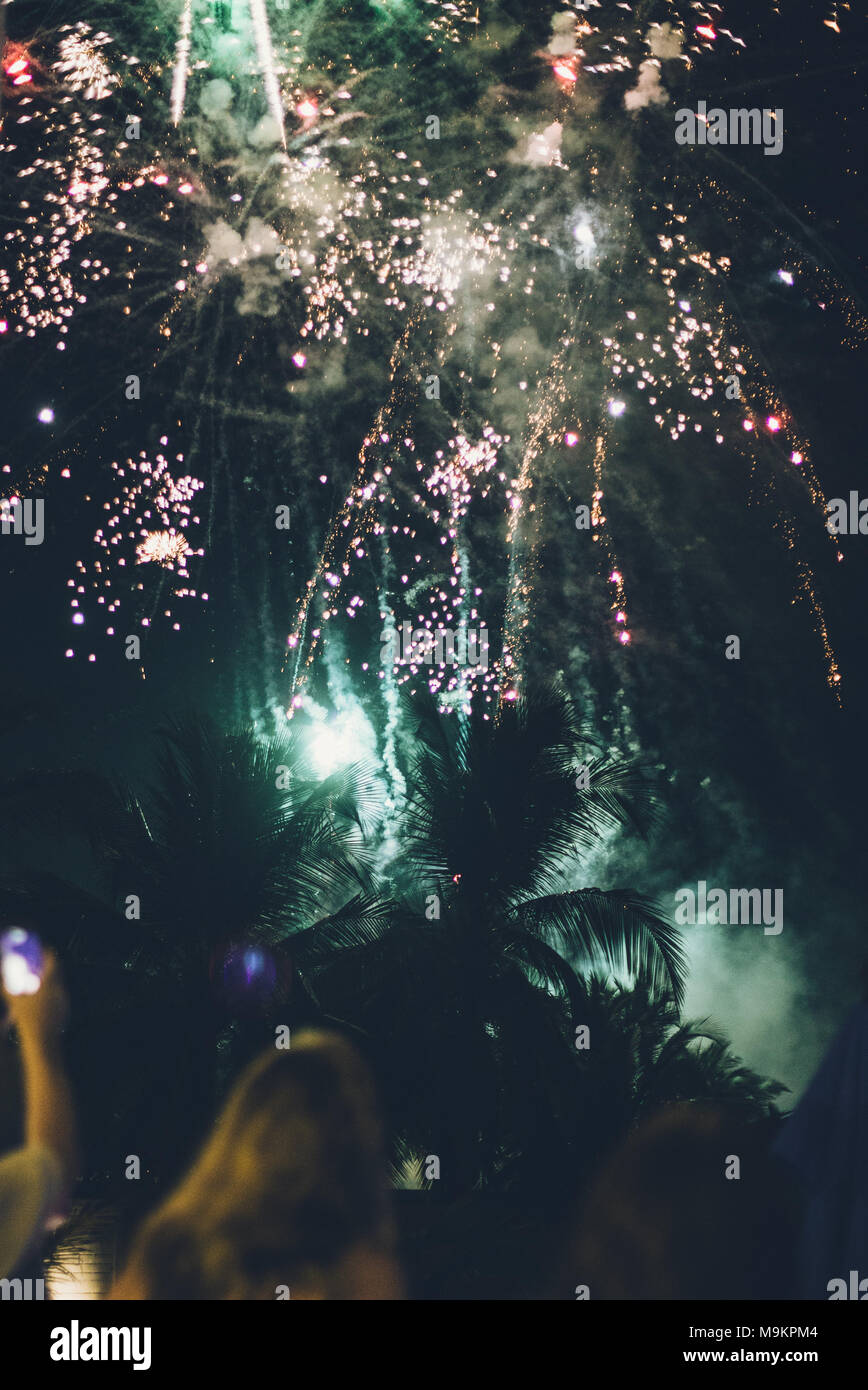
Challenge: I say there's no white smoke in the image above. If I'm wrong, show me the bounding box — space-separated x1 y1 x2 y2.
240 217 280 260
200 216 284 315
248 113 284 148
683 926 831 1100
202 217 279 268
624 59 668 111
648 22 685 61
202 220 245 267
511 121 563 167
198 78 233 120
624 23 684 111
547 11 578 57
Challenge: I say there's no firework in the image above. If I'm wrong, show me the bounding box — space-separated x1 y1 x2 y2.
1 0 858 726
170 0 194 127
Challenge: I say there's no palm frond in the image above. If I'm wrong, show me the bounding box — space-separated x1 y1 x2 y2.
511 887 687 1005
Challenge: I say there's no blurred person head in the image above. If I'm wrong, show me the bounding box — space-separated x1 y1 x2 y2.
568 1104 797 1299
113 1029 402 1299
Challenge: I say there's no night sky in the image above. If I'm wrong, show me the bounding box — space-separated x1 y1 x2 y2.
2 0 866 1095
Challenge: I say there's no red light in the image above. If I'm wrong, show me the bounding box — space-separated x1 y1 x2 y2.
553 60 577 85
696 25 717 41
4 45 33 85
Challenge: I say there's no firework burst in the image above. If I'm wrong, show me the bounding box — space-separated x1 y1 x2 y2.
2 0 860 728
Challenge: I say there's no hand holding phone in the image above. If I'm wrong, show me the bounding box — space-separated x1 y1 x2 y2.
0 927 45 996
1 937 68 1045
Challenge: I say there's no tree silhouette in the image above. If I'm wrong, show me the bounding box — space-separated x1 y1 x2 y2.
295 687 686 1191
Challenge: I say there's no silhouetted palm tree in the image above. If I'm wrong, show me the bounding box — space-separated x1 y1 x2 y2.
571 972 786 1141
0 714 385 1177
295 687 687 1191
391 972 787 1297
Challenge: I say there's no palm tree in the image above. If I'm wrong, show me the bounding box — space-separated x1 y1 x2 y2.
387 971 787 1298
102 715 375 971
567 973 786 1158
0 713 385 1179
293 686 687 1192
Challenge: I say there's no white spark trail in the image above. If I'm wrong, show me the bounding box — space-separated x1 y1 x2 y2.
248 0 287 149
171 0 194 126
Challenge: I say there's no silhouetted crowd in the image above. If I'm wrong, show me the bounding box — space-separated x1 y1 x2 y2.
1 946 865 1299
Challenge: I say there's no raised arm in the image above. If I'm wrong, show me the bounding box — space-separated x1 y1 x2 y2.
2 949 78 1200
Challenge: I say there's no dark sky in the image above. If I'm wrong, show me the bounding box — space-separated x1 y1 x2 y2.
1 0 866 1092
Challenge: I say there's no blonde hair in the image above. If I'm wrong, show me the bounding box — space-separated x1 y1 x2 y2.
116 1030 399 1299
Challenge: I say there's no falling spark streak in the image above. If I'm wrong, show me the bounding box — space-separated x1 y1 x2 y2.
284 312 423 697
502 340 572 699
248 0 287 150
171 0 194 127
8 2 849 708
